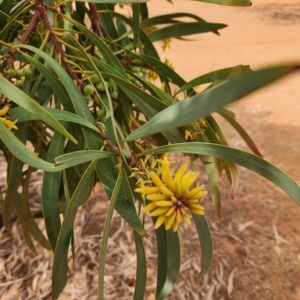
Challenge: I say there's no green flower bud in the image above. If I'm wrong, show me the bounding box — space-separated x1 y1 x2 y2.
7 68 16 78
93 94 102 106
132 58 142 65
89 74 100 84
16 79 24 88
97 81 109 92
111 91 119 99
97 108 106 119
131 66 140 73
24 69 32 78
16 69 25 78
83 84 95 96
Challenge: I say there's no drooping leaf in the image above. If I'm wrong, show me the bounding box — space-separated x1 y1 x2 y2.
52 160 97 300
125 64 300 141
0 76 77 144
156 230 181 300
148 22 227 42
3 123 26 229
191 0 252 6
9 106 99 132
192 214 214 276
42 130 65 251
217 108 262 157
139 143 300 205
98 167 124 300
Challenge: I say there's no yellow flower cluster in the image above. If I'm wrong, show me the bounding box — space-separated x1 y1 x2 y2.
161 38 172 51
135 154 207 232
0 105 18 130
185 119 206 141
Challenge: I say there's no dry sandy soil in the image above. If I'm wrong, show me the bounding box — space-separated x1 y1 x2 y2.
1 1 300 299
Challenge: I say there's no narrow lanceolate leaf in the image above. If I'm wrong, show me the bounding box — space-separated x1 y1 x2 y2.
125 64 300 141
201 153 222 218
52 160 97 300
55 150 116 168
148 22 227 42
42 130 65 251
176 65 252 95
217 108 262 157
13 193 37 255
207 115 239 199
9 107 99 133
139 143 300 205
0 76 77 144
133 231 147 300
192 214 214 276
155 227 168 298
121 170 147 236
0 121 56 172
98 168 124 300
191 0 252 6
0 122 114 172
156 230 181 300
132 4 140 46
78 0 147 3
3 123 26 229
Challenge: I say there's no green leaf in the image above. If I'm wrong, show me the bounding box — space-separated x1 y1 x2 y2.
13 193 37 255
148 22 227 42
176 65 252 95
0 1 14 31
78 0 147 2
61 15 127 78
132 4 140 47
55 150 116 169
0 122 113 172
98 167 124 300
197 135 222 217
52 160 97 300
23 54 74 111
0 76 77 144
9 107 99 132
139 143 300 205
192 214 214 276
155 226 168 297
191 0 252 6
156 230 181 300
217 108 262 157
140 12 206 29
42 130 65 251
133 230 147 300
125 64 300 141
120 169 147 235
207 115 239 199
3 123 26 229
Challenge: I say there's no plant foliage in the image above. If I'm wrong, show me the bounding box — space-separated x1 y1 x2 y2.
0 0 299 299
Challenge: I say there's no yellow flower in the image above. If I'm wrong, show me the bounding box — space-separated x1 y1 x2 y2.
0 105 18 130
161 38 172 51
135 154 207 232
147 69 158 82
0 105 10 116
184 119 206 141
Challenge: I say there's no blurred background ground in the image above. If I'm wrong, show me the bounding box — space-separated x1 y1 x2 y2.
1 1 300 299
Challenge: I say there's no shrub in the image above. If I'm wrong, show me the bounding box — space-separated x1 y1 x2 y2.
0 0 299 299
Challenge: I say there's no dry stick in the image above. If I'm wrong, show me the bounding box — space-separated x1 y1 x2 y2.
88 3 113 41
39 8 82 85
88 3 104 38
